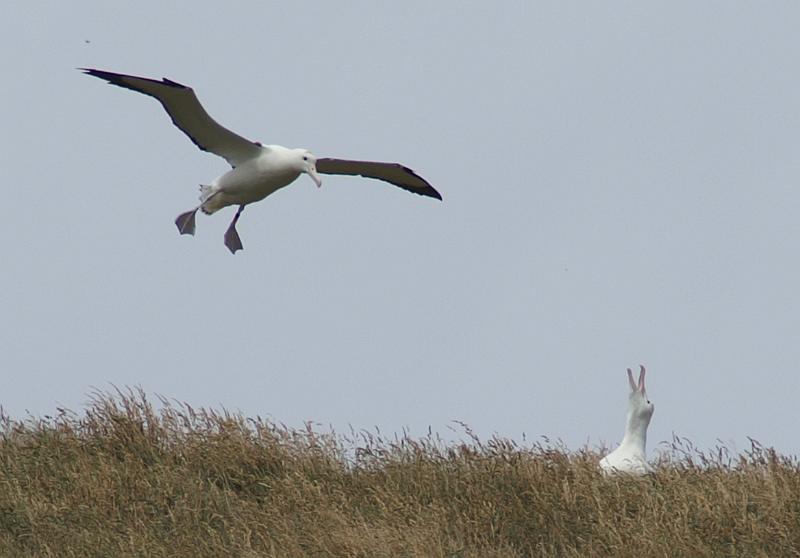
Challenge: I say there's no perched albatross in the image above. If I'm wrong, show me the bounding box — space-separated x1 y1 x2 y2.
81 68 441 253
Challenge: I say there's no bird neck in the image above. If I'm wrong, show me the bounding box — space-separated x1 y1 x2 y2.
620 411 648 454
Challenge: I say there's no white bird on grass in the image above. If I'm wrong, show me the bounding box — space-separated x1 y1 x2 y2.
82 69 441 254
599 365 655 475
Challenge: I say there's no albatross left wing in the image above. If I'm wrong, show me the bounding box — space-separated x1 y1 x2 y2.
81 68 263 168
315 158 441 200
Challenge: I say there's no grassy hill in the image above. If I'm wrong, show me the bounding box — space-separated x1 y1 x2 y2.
1 389 798 557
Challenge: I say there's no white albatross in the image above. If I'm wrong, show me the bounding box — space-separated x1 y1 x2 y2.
81 68 441 253
599 365 655 475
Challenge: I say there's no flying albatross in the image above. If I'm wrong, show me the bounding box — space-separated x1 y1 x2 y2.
81 68 441 253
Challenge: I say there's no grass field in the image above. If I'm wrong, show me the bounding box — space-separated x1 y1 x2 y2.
1 389 798 557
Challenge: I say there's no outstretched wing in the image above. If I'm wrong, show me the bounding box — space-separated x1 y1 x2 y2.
315 158 441 200
81 68 263 167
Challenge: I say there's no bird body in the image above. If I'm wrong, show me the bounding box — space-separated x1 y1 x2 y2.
201 146 311 214
81 68 440 253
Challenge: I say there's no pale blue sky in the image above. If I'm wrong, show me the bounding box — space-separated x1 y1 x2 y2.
2 2 799 457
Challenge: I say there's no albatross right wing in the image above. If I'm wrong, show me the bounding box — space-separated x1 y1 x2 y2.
81 68 263 168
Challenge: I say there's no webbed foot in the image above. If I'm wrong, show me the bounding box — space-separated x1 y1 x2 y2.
175 209 198 236
224 204 246 254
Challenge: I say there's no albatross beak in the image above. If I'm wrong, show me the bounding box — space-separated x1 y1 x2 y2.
307 165 322 188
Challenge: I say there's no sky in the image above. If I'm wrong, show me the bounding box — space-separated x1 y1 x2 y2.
2 2 799 458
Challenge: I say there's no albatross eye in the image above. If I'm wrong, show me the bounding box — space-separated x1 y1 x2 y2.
303 155 308 161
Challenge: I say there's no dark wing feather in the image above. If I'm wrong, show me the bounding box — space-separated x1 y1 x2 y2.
315 158 441 200
81 68 263 167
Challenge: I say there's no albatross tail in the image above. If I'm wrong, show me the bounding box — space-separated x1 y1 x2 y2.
199 185 224 215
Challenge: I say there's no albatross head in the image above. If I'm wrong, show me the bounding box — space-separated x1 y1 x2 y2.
627 365 654 425
295 149 322 188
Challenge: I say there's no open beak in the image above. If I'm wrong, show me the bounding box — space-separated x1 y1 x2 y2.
307 165 322 188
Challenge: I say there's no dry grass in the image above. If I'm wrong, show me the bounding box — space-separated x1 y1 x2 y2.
0 389 798 557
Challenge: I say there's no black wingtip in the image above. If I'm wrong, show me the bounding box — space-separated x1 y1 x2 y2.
79 68 190 90
400 165 442 201
80 68 116 79
80 68 134 88
427 186 443 201
418 185 443 200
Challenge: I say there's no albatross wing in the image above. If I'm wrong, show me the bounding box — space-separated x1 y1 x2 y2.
81 68 263 168
315 158 441 200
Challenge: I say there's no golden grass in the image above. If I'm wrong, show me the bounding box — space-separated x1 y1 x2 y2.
0 388 798 557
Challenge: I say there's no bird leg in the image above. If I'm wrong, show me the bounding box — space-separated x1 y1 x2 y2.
175 189 221 236
224 205 246 254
